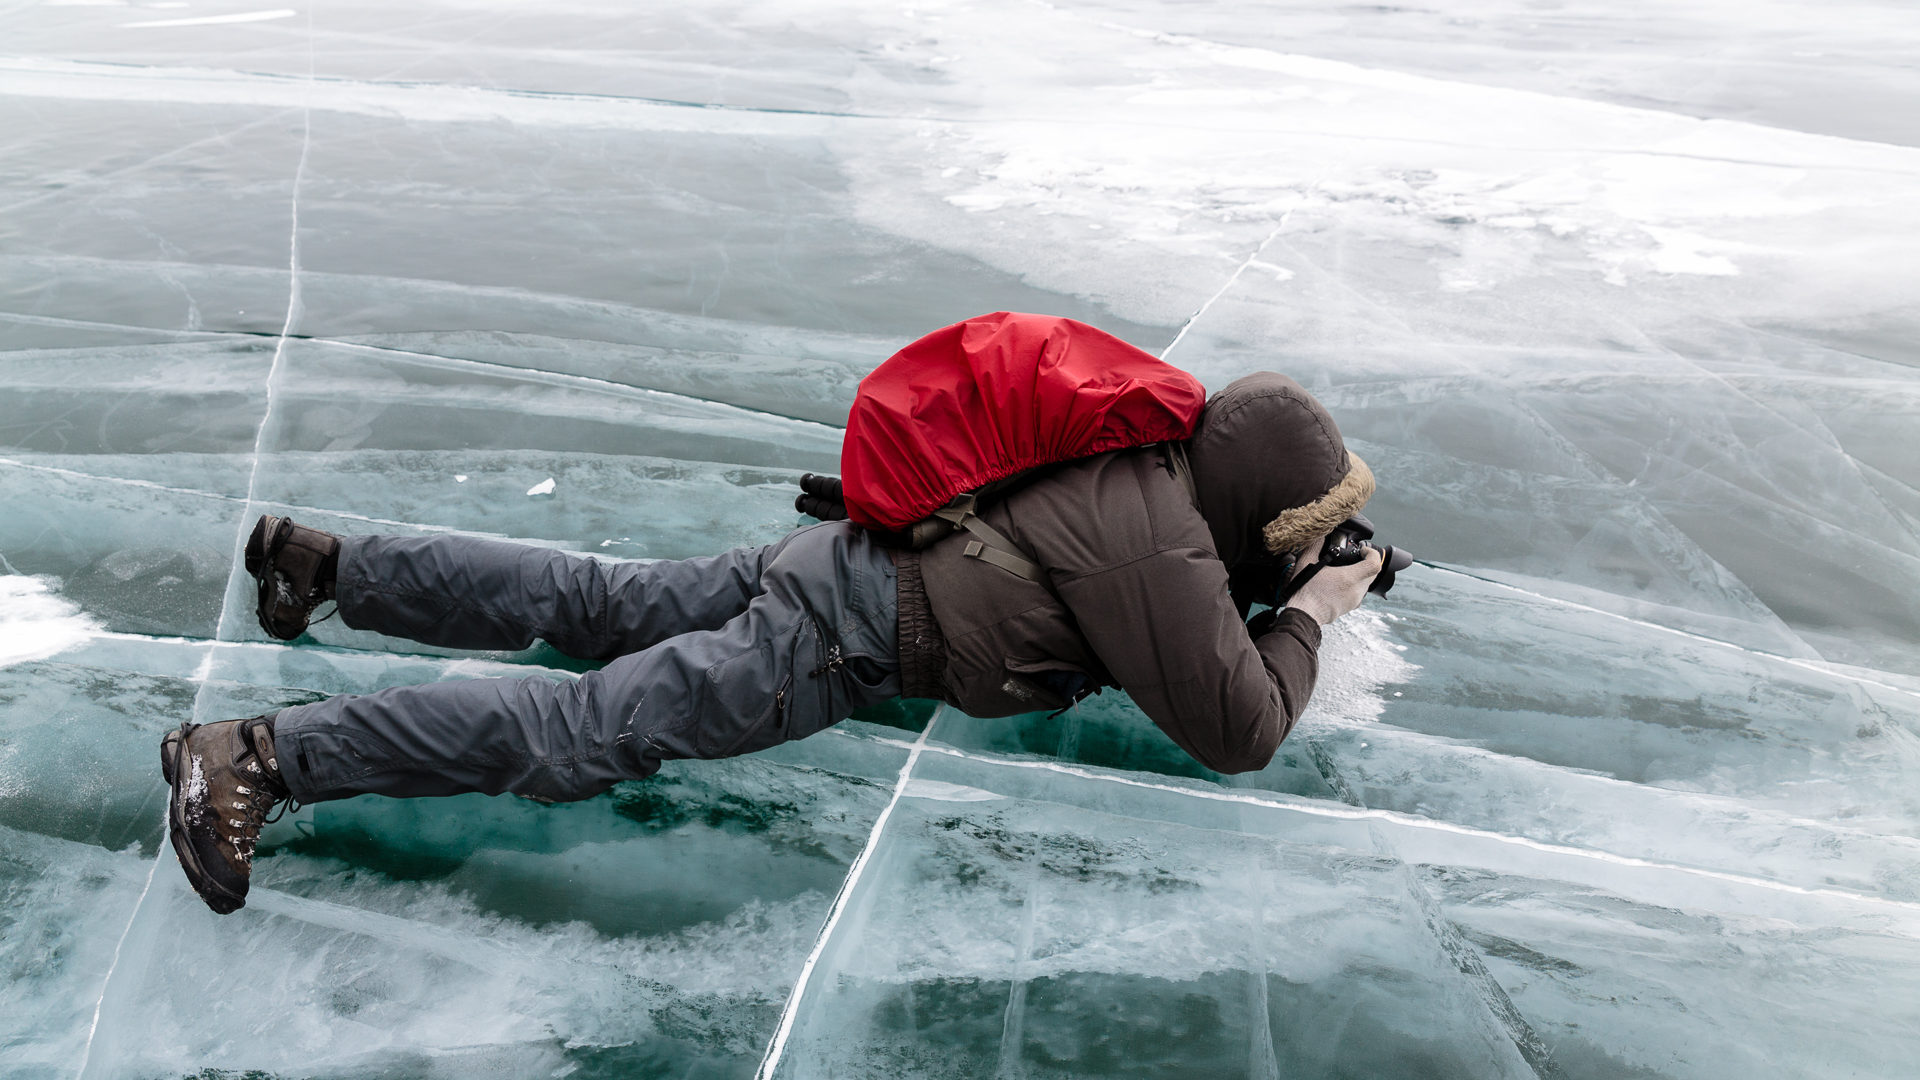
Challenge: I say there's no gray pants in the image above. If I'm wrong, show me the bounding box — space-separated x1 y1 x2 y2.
272 522 901 805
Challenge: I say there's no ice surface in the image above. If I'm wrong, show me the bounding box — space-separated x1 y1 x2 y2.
2 1 1917 1078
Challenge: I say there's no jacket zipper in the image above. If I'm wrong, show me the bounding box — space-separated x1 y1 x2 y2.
809 643 842 678
808 641 883 679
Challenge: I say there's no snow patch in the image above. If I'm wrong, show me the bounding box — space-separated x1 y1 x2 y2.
186 756 208 806
526 477 556 496
1305 607 1420 727
0 576 99 667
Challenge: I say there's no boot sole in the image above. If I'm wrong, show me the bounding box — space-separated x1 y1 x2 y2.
161 723 246 915
259 578 310 641
243 514 276 578
247 514 315 641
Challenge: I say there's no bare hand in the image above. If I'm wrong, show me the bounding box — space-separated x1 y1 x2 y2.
1285 545 1384 625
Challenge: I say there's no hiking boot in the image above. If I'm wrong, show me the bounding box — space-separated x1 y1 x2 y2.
161 715 294 914
245 514 338 640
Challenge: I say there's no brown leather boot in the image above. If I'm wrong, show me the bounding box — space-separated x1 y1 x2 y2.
160 715 293 914
245 514 339 640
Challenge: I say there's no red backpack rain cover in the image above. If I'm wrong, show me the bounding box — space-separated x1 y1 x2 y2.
841 312 1207 531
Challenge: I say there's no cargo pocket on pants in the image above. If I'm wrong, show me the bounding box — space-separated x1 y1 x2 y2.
694 629 800 760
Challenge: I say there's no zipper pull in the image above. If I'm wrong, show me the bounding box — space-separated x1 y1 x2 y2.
808 645 843 678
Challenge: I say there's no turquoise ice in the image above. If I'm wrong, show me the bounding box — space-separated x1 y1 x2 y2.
2 2 1917 1078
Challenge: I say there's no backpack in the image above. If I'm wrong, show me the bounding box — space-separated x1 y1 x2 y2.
795 312 1206 581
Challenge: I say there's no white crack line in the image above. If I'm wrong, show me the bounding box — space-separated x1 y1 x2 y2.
1159 181 1321 362
74 15 315 1078
754 709 944 1079
1423 564 1920 702
0 456 471 532
837 732 1920 920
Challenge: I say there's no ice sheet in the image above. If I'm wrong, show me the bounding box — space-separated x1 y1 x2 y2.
2 1 1916 1078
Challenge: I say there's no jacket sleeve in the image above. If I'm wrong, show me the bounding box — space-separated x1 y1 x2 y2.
1057 546 1321 774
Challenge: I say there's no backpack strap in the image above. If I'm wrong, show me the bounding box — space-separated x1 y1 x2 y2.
1161 441 1198 506
928 445 1194 585
929 493 1048 584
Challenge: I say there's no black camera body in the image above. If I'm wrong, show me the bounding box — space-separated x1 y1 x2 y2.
1235 514 1411 616
1317 515 1413 598
1228 507 1413 618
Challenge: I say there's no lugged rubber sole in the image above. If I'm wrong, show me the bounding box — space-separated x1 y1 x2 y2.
246 513 324 641
243 514 273 578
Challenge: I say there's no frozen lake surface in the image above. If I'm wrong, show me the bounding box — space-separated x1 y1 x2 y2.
3 1 1918 1077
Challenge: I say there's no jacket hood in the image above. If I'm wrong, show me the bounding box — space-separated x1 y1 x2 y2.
1187 372 1374 568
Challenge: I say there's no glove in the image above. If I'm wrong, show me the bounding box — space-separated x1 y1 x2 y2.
795 473 849 521
1285 546 1383 625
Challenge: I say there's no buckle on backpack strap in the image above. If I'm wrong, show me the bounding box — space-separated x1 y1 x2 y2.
961 537 1046 583
931 490 1049 586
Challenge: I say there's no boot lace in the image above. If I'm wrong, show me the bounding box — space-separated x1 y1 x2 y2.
227 716 301 863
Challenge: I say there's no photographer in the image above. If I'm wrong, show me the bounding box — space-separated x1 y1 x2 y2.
160 370 1393 915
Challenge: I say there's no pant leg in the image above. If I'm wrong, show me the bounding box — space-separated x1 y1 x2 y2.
335 532 795 660
274 523 899 804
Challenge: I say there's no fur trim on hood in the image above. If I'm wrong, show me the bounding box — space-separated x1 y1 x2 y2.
1261 452 1373 555
1187 372 1370 567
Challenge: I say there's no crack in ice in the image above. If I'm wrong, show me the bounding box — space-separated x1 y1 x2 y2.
314 336 847 435
0 455 482 532
74 641 214 1079
1160 215 1296 362
754 709 944 1079
842 733 1920 921
1302 738 1560 1076
75 15 316 1077
1422 563 1920 701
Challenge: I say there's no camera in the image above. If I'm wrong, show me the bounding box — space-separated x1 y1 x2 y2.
1316 514 1412 597
1246 513 1410 612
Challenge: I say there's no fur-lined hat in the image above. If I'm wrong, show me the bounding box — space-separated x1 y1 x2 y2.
1187 373 1373 567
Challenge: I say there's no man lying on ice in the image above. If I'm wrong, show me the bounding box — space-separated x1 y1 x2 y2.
160 313 1390 914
